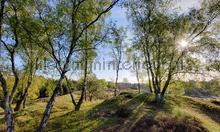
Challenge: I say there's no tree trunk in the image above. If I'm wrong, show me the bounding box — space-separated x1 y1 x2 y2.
74 68 87 111
23 95 27 109
75 35 88 111
161 61 173 97
89 95 92 102
138 82 141 94
114 64 119 96
13 96 22 112
0 72 14 132
9 52 19 105
14 81 31 111
136 74 141 94
84 90 87 101
75 104 80 111
0 1 14 131
143 47 157 93
84 31 88 102
8 4 20 105
75 84 86 111
65 77 77 107
0 0 5 35
155 41 161 95
69 89 76 107
155 93 164 104
134 61 141 93
9 76 19 104
73 82 86 111
161 75 172 96
155 77 160 95
37 75 65 132
145 60 153 93
114 44 122 97
75 76 87 111
147 73 153 93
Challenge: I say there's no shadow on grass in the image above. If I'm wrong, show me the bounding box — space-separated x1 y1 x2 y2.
85 93 174 131
45 93 209 132
181 97 220 124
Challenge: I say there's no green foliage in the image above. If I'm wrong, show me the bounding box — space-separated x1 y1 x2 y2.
168 81 186 95
0 75 56 101
168 79 220 96
38 79 56 98
107 82 115 89
124 0 220 95
77 74 108 101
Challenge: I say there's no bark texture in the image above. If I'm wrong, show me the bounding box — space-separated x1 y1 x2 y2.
0 72 14 132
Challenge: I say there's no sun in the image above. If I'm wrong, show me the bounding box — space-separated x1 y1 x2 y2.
179 40 188 48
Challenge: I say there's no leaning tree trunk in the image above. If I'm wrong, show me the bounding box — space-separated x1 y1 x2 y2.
22 95 27 109
74 65 87 111
159 64 173 104
9 52 19 105
37 74 65 132
143 47 157 93
65 76 89 111
154 78 171 104
65 77 77 107
161 74 172 97
75 38 88 111
0 72 14 132
14 81 31 111
75 61 87 111
75 83 86 111
146 67 153 93
145 55 153 93
68 87 77 107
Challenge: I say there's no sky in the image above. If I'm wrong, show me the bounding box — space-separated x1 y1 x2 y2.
93 0 201 83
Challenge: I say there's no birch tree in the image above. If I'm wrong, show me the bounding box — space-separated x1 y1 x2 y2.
0 0 14 131
33 0 120 131
110 27 125 96
125 0 220 102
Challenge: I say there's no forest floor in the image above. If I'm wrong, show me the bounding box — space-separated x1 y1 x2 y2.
0 92 220 132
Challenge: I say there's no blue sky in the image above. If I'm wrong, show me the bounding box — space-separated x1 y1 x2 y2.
93 0 201 83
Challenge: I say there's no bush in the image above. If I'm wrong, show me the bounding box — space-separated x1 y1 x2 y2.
38 79 56 98
77 74 108 101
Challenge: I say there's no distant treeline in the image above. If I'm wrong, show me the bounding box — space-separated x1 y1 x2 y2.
1 76 219 105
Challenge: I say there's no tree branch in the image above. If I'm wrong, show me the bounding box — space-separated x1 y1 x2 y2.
74 0 120 43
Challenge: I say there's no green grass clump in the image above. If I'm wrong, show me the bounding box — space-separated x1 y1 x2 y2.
0 93 220 132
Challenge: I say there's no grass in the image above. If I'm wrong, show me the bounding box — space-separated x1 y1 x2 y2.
0 93 220 132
